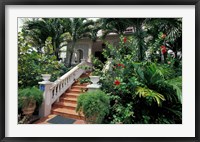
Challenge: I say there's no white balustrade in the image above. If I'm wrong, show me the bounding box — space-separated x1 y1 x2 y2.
39 59 91 117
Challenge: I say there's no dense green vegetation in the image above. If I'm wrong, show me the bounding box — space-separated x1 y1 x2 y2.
100 39 182 123
18 18 182 124
76 90 110 124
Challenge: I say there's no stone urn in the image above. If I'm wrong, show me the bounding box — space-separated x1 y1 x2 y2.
41 74 51 82
89 76 100 84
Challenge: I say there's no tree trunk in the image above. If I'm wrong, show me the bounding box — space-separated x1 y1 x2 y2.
68 41 76 67
173 44 179 68
54 41 60 60
139 45 143 61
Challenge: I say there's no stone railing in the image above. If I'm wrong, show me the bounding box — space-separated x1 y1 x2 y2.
38 59 90 117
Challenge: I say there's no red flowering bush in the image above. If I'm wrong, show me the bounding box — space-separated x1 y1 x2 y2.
99 36 182 124
113 63 125 69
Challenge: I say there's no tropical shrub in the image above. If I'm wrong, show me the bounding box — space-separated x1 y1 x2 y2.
99 36 182 124
90 56 104 76
18 87 43 109
18 32 68 88
76 90 110 124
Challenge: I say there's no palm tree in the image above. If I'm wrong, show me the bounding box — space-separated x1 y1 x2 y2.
99 18 130 38
127 18 147 61
99 18 148 61
145 18 182 65
62 18 95 67
22 18 69 60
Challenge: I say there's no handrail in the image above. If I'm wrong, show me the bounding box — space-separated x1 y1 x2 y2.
50 61 85 90
39 59 93 117
49 60 91 105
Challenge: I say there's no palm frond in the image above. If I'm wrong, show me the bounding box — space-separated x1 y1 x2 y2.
164 76 182 103
135 86 166 106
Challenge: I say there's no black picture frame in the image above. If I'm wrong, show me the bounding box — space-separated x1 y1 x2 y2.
0 0 199 142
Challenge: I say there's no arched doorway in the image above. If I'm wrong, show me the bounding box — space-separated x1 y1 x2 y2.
94 51 106 63
77 49 83 63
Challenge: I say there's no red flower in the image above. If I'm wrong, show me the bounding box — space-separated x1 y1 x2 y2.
121 64 125 68
123 37 127 43
114 80 120 85
168 61 171 64
161 34 166 39
160 45 167 54
117 63 125 68
117 63 121 67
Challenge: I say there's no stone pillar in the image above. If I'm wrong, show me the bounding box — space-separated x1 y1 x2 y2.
88 42 93 63
38 81 53 118
87 84 101 92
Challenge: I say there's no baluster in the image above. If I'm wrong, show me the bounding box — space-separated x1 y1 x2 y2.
64 79 66 88
57 85 59 95
61 82 63 92
58 84 61 93
53 87 55 98
52 87 55 98
55 87 57 97
51 90 53 100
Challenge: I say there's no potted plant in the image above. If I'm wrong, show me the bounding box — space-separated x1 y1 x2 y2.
76 90 110 124
18 87 43 116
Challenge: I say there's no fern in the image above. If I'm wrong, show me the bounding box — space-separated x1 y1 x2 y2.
164 76 182 103
135 86 165 106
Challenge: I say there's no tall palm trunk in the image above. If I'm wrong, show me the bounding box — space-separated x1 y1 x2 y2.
68 41 76 67
52 39 60 60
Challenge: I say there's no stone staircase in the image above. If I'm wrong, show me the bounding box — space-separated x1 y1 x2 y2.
51 73 89 120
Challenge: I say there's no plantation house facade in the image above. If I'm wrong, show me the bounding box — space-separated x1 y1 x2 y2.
60 27 135 65
62 34 120 65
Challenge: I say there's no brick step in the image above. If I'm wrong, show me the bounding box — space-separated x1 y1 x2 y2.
80 73 90 77
73 83 89 86
52 107 84 120
53 102 77 110
60 97 77 103
67 88 83 93
62 92 81 98
80 75 89 78
71 85 87 89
